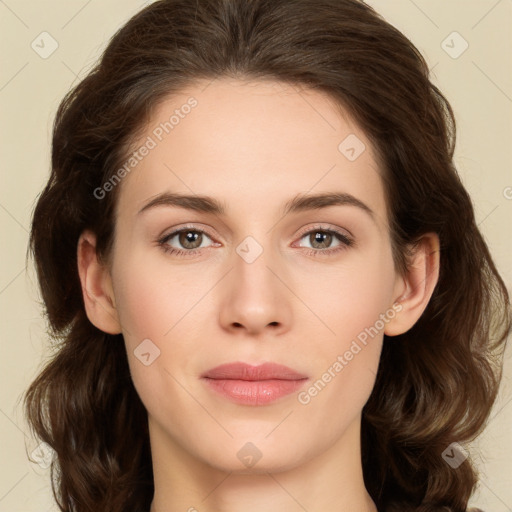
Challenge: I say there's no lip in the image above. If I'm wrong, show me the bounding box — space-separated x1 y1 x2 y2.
201 362 309 406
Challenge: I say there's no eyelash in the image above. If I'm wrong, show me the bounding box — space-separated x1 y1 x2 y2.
157 224 354 258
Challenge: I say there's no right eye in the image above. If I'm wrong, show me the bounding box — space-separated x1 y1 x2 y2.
158 226 218 256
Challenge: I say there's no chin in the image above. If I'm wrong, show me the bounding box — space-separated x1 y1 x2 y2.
196 436 310 475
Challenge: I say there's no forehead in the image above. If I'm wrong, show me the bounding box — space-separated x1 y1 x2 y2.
115 78 388 226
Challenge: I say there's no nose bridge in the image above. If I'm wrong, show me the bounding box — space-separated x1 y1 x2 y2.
218 233 292 334
233 234 281 304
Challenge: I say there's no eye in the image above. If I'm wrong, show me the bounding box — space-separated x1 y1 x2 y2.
158 226 217 256
157 224 354 258
295 226 354 256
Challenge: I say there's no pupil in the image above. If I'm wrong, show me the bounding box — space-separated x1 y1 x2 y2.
180 231 201 249
312 231 331 249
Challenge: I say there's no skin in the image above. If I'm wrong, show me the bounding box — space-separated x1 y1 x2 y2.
77 78 440 512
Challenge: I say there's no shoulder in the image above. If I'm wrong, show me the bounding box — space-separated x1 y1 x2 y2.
467 508 485 512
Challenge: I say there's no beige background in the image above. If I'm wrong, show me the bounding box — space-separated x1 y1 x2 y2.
0 0 511 510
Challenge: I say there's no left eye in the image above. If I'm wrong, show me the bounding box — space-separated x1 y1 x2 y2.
297 229 352 250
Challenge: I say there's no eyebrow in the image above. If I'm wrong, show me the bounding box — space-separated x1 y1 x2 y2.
282 192 374 218
137 191 374 219
138 192 226 216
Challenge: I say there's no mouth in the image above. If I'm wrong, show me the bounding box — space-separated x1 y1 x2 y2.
201 362 309 406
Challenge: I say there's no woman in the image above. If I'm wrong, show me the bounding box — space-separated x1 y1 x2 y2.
24 0 510 511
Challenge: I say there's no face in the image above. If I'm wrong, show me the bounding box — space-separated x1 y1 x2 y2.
107 78 404 473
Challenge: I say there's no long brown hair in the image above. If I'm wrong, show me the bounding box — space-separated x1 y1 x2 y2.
25 1 511 511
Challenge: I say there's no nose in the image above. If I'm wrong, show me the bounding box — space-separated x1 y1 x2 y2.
217 241 293 337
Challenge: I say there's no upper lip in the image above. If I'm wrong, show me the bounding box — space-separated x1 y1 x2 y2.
201 362 308 381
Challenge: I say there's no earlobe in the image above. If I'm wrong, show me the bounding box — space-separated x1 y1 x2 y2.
384 233 440 336
77 230 122 335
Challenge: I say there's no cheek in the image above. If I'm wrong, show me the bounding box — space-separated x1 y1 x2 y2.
112 249 206 344
111 254 201 410
295 242 397 350
294 280 392 438
292 245 395 407
111 249 216 391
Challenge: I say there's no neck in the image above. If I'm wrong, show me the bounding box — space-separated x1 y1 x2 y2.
149 415 377 512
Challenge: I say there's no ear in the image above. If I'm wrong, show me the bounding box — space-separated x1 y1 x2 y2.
77 230 122 334
385 233 440 336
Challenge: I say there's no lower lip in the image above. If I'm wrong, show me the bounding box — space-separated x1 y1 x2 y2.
202 378 308 405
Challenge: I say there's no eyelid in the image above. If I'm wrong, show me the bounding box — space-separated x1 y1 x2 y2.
159 223 216 241
294 223 354 242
